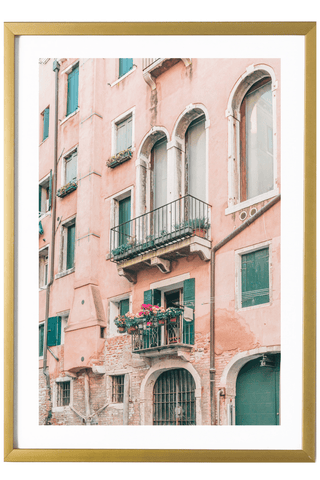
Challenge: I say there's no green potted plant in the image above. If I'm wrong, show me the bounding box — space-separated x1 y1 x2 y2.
114 315 127 333
56 180 78 198
106 148 133 168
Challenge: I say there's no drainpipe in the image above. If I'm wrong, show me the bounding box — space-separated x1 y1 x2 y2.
84 370 91 423
43 59 60 383
217 389 224 425
210 194 280 424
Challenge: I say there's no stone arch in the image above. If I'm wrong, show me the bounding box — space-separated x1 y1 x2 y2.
173 103 210 140
225 64 278 210
219 345 281 398
140 359 202 425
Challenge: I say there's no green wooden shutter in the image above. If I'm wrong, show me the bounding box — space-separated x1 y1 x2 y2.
120 298 130 316
39 185 42 213
47 316 62 347
183 278 195 344
119 197 131 246
39 324 44 356
43 107 49 140
143 289 161 306
116 116 132 153
66 224 76 270
119 58 133 77
143 289 153 305
241 248 269 308
48 170 52 210
67 65 79 116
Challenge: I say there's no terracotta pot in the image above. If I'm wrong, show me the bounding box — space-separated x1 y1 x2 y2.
118 326 126 333
169 317 177 323
127 326 138 334
158 320 165 325
193 228 206 238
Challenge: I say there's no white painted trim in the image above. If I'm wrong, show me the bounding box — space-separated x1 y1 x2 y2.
235 240 272 311
60 60 80 76
108 293 132 337
110 65 137 87
52 377 74 412
59 108 79 126
150 273 190 290
111 106 136 156
225 188 279 215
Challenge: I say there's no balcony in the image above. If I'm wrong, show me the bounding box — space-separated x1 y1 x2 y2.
130 316 193 360
110 195 211 283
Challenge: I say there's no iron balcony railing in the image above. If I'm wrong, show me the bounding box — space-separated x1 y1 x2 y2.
131 316 194 352
110 194 211 262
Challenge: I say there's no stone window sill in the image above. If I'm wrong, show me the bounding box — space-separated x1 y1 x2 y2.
225 188 279 215
60 108 79 126
55 267 75 280
110 66 136 87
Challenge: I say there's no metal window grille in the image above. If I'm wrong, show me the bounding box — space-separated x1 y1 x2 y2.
153 369 196 425
112 375 124 403
57 381 70 407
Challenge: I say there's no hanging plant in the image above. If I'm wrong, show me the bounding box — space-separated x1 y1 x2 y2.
56 180 78 198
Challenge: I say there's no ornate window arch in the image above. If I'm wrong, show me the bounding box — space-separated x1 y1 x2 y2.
225 64 279 214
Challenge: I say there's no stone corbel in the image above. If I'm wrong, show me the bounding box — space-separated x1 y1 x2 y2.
143 71 156 90
150 257 171 273
118 268 137 284
181 58 192 67
190 243 211 261
92 365 106 375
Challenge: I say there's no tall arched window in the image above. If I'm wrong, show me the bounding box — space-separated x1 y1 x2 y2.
185 115 206 202
151 137 168 210
240 78 273 201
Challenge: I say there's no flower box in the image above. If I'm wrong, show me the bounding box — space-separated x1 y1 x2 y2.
56 181 78 198
106 148 133 169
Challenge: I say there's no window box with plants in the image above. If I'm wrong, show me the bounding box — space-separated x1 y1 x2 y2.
114 303 184 331
106 148 133 169
56 180 78 198
191 217 210 237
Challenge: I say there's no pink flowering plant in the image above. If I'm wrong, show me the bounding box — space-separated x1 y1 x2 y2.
114 303 184 331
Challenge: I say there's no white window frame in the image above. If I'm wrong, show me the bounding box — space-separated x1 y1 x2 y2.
60 60 80 124
56 215 76 279
39 245 49 290
225 64 279 215
111 107 135 156
39 173 51 218
150 273 190 306
235 240 272 311
61 146 78 187
108 186 134 252
52 376 74 412
108 293 132 337
57 310 69 345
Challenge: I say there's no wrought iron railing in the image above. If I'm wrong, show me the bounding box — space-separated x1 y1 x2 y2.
110 194 211 262
131 316 194 352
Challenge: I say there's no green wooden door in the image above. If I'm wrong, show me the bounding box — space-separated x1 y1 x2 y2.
236 353 280 425
119 197 131 246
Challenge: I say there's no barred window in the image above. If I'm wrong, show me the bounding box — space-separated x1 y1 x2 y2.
57 381 71 407
112 375 124 403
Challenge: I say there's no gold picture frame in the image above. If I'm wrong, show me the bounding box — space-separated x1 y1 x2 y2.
4 22 316 462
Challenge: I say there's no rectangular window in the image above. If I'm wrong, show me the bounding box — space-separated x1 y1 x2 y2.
241 247 270 308
42 107 49 141
119 58 133 78
57 381 71 407
47 316 62 347
39 324 44 357
118 196 131 246
39 171 52 215
119 298 130 316
116 116 132 153
112 375 124 403
66 223 76 270
39 248 49 288
67 64 79 116
58 219 76 274
65 150 77 184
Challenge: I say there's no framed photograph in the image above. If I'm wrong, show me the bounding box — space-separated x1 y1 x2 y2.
4 22 316 462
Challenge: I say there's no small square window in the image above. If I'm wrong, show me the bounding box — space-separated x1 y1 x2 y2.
112 375 124 403
241 247 270 308
116 116 132 154
57 381 71 407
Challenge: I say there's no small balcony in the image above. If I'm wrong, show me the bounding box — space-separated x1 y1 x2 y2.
110 195 211 283
142 58 192 90
130 316 193 360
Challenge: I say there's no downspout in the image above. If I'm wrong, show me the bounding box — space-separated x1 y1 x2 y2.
210 194 280 424
43 60 60 386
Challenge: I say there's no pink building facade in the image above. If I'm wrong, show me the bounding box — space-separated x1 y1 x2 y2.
39 57 281 426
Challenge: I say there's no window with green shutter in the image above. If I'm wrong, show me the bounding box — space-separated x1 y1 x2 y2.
42 107 49 141
65 151 77 184
119 298 129 316
119 58 133 78
183 278 195 345
66 223 76 270
116 116 132 153
67 64 79 116
47 316 62 347
241 248 270 308
39 324 44 357
119 196 131 246
39 171 52 215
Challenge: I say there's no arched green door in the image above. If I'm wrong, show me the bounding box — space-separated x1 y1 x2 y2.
236 353 280 425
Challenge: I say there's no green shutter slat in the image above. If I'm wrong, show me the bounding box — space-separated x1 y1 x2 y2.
39 324 44 356
119 58 133 77
120 299 130 316
43 107 49 140
47 316 58 347
57 317 62 346
48 170 52 210
241 248 269 308
119 197 131 246
67 65 79 116
183 278 195 344
39 185 42 213
153 289 161 306
143 290 153 305
66 224 76 270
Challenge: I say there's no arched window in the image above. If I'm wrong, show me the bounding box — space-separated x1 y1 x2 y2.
185 114 206 202
226 65 278 214
151 137 168 211
153 368 196 425
240 78 273 202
